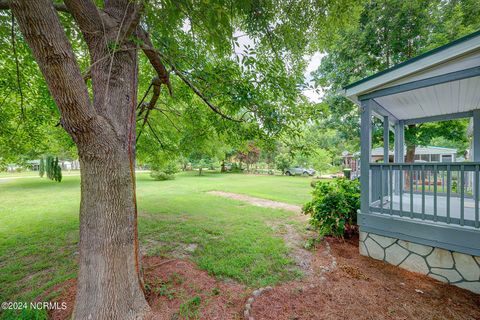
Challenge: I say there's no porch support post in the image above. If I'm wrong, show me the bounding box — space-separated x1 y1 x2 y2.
394 120 405 194
383 116 389 163
360 99 372 213
394 120 405 162
473 110 480 162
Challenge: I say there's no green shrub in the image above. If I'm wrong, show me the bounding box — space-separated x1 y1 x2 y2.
310 179 321 188
149 160 178 180
302 178 360 237
228 163 243 173
163 161 179 175
150 170 174 181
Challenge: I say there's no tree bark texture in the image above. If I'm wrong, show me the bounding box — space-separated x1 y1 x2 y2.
405 145 416 163
11 0 150 319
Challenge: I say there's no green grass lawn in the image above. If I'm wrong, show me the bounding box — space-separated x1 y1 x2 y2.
0 171 314 308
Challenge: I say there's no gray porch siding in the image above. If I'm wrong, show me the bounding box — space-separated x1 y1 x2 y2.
358 211 480 257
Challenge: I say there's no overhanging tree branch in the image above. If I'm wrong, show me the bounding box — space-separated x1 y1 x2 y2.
152 107 181 132
136 77 161 142
173 68 243 123
4 0 245 126
137 31 245 123
10 12 24 118
64 0 102 37
120 1 145 42
137 29 172 95
146 119 166 150
0 0 68 12
10 0 95 135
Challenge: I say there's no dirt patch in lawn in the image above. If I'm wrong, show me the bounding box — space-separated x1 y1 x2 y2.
48 257 248 320
140 239 199 259
251 236 480 320
268 221 315 275
207 191 303 214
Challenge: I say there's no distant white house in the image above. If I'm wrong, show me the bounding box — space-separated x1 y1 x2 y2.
343 146 458 178
6 159 81 172
61 160 80 171
372 145 458 162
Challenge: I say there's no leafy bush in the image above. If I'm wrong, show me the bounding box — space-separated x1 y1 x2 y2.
163 161 179 175
228 163 243 173
150 171 174 181
302 178 360 237
310 179 321 188
149 160 178 180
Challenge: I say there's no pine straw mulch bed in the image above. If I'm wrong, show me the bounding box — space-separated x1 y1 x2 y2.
251 236 480 320
48 237 480 320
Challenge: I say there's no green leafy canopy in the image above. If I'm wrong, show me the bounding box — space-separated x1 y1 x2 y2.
0 1 360 166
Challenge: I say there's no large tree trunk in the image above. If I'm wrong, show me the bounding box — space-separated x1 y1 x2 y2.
73 33 150 320
11 1 151 318
405 143 416 190
405 145 416 163
75 145 149 319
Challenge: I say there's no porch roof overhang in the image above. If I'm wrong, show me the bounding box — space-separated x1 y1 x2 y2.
341 31 480 122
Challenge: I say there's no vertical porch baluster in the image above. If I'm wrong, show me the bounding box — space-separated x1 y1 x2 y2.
447 166 451 224
475 164 479 228
399 165 403 216
379 165 383 214
433 164 438 222
421 164 425 220
410 164 414 218
460 165 465 226
389 165 393 215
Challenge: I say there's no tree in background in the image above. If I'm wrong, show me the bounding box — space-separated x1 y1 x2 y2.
189 153 217 176
404 120 469 162
309 148 332 176
44 155 62 182
236 142 261 172
275 153 292 175
315 0 480 160
53 157 62 182
39 158 45 178
270 122 348 175
45 156 53 180
220 148 236 173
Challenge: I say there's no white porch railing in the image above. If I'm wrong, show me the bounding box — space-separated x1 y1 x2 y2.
370 162 480 228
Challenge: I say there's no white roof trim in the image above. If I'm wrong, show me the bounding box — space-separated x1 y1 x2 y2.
342 33 480 104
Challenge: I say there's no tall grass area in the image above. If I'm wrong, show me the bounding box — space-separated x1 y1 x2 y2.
0 172 314 310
